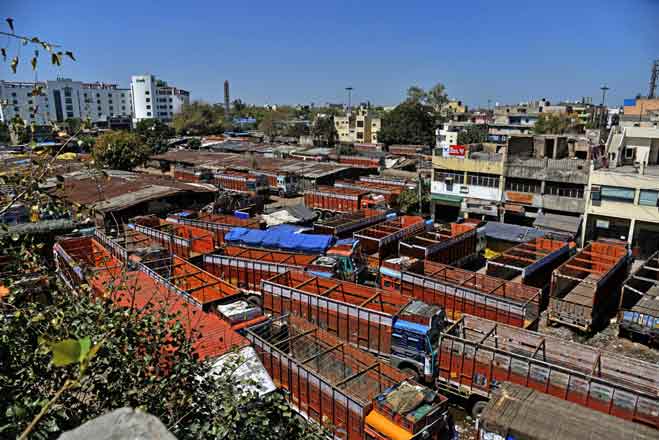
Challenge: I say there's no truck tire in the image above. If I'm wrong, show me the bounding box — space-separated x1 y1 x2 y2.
470 400 488 419
247 295 262 307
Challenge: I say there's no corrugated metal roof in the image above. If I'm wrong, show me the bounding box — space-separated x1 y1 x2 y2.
484 221 545 243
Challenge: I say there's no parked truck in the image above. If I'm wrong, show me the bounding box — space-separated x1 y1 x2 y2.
486 238 571 297
167 212 263 245
214 170 269 196
435 314 659 427
128 221 215 258
304 186 386 215
250 170 298 197
245 314 455 440
261 270 446 382
335 180 405 206
223 226 368 282
397 260 542 329
313 209 392 238
399 222 479 266
479 383 659 440
619 250 659 346
354 216 427 271
547 240 630 332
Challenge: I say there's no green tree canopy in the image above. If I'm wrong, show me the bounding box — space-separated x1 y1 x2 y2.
135 119 175 154
533 113 577 134
172 101 225 136
92 131 151 170
311 116 338 147
457 125 488 144
378 101 435 146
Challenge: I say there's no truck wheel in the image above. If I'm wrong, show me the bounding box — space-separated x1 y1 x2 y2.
247 295 262 307
470 400 488 419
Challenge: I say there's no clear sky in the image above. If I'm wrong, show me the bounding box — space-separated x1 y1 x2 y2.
4 0 659 108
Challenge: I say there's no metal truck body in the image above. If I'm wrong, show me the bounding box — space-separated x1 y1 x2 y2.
214 170 269 196
548 241 630 332
399 222 479 266
127 221 214 258
435 314 659 428
261 270 445 382
304 186 369 213
400 260 542 329
313 209 392 238
619 250 659 346
354 216 427 270
486 238 571 298
167 213 262 245
245 315 454 440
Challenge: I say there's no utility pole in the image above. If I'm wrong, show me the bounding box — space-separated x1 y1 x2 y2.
648 59 659 99
599 85 609 128
345 87 353 115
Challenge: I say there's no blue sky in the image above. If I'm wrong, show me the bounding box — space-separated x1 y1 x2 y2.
4 0 659 107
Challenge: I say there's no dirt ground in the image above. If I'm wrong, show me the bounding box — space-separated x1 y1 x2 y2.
537 311 659 363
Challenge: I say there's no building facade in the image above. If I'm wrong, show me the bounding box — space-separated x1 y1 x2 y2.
131 74 189 124
0 78 132 125
334 106 381 144
583 126 659 257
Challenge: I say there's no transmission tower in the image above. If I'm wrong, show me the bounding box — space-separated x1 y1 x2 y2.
649 59 659 99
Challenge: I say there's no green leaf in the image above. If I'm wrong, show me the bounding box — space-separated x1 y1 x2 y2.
78 336 91 362
49 339 81 367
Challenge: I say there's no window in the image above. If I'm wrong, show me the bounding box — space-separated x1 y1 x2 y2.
147 112 151 116
109 106 114 111
28 100 33 105
357 120 364 128
169 98 172 102
625 148 635 160
639 190 659 207
169 105 173 109
545 182 584 198
64 88 72 97
146 105 151 109
12 100 17 105
97 107 102 112
65 105 73 111
14 106 19 112
96 93 100 98
434 170 463 183
66 112 74 118
145 91 150 95
506 178 541 194
601 186 635 203
65 97 72 104
146 98 150 102
467 172 499 188
11 92 16 97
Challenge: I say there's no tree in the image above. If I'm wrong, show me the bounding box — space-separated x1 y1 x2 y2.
135 119 174 154
187 138 202 149
0 121 11 144
62 117 82 136
426 83 449 113
231 99 247 116
533 113 576 134
406 86 426 104
92 131 150 170
457 125 488 144
311 116 337 147
397 179 430 215
172 101 224 136
378 101 435 146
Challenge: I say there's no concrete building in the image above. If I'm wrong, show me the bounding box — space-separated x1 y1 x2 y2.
333 106 381 144
131 74 189 124
0 78 132 125
435 123 459 150
583 126 659 257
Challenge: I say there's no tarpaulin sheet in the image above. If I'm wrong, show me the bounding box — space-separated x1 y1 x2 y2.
224 226 333 254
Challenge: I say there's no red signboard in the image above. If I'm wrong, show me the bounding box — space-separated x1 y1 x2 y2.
449 144 466 157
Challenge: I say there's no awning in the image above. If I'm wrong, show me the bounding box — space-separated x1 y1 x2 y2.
431 193 462 207
504 203 525 214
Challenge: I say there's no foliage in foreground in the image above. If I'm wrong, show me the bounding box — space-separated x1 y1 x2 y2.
0 261 323 440
378 101 435 146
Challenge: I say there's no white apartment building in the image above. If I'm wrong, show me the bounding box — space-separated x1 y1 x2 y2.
131 74 189 124
0 78 132 125
333 106 382 144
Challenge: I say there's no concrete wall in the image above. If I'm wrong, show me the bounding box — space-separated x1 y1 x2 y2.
432 156 504 174
505 158 590 184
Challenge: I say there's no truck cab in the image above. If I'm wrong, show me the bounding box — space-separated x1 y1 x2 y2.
390 301 446 383
276 174 298 197
321 238 368 283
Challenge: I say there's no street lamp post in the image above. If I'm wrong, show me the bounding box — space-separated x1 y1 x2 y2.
345 87 353 115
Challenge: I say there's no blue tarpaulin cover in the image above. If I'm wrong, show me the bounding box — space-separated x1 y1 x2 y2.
224 226 334 254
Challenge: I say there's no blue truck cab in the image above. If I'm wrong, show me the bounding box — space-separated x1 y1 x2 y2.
390 300 446 383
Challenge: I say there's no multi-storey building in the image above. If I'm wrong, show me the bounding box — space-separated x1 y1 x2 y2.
583 127 659 257
431 134 602 240
0 78 132 125
333 106 381 144
131 74 189 124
